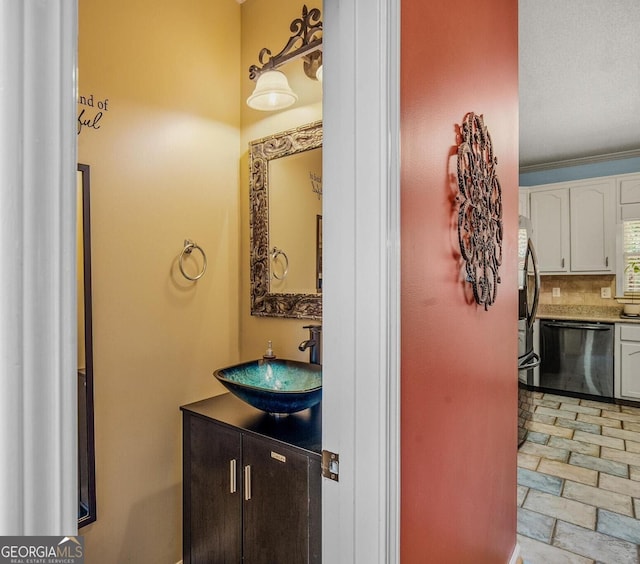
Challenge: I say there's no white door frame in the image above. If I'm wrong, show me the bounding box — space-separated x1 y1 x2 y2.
0 0 78 535
322 0 400 562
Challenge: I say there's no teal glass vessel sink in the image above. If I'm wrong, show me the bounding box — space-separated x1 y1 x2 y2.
213 359 322 415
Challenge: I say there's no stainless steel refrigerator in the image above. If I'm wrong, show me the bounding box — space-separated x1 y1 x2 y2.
518 215 540 447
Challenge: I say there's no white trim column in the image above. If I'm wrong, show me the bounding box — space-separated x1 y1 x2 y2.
0 0 78 535
322 0 400 561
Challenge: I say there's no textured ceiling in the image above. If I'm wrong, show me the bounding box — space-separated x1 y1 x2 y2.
519 0 640 169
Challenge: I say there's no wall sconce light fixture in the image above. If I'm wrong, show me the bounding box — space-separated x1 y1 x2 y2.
247 5 323 111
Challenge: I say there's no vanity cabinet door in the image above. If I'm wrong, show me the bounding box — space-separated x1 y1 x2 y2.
183 409 322 564
242 434 320 564
183 414 242 564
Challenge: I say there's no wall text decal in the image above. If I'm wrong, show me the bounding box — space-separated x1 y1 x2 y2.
77 93 109 135
310 172 322 199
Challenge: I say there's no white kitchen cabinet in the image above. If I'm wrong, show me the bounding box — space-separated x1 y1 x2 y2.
519 188 530 218
619 173 640 221
530 188 570 272
570 181 615 271
529 178 615 274
619 174 640 206
615 324 640 401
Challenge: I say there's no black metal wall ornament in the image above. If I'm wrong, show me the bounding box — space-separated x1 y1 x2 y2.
456 112 503 310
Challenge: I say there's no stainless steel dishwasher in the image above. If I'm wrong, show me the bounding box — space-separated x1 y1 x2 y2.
539 319 614 400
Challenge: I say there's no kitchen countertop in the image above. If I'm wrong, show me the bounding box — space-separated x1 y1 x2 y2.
537 304 640 324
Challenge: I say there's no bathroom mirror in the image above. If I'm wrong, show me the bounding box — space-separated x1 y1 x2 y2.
249 121 322 319
77 163 96 527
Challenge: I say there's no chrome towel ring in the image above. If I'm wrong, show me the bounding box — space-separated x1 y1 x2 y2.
271 247 289 280
179 239 207 281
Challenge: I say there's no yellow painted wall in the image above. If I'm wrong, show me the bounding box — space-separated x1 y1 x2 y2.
78 1 241 561
78 0 321 560
240 0 323 362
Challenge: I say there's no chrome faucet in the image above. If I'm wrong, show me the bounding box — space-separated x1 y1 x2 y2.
298 324 322 365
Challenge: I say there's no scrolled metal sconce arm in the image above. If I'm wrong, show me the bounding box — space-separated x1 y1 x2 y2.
248 5 323 81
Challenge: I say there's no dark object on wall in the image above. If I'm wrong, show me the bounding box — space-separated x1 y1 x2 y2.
316 214 322 292
77 163 96 527
456 112 503 310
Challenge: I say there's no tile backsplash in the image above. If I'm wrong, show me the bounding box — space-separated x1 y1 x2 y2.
539 275 617 307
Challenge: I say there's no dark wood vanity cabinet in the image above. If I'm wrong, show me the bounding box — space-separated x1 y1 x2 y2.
182 394 321 564
186 415 242 562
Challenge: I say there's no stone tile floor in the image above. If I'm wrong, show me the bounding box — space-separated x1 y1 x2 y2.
518 392 640 564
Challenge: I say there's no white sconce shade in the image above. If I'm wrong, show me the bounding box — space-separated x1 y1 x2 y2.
316 64 323 83
246 70 298 111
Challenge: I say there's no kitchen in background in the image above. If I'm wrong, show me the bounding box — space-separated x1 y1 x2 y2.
516 172 640 563
519 171 640 411
516 4 640 560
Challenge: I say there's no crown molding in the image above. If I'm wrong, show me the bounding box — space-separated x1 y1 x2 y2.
520 148 640 173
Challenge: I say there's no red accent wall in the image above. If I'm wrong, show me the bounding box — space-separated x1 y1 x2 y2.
400 1 519 562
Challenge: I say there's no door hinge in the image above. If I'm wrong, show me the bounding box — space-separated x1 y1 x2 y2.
322 450 339 482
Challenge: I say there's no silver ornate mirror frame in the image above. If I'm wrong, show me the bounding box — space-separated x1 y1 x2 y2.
249 120 323 319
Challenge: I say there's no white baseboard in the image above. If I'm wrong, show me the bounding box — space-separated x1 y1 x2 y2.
508 542 521 564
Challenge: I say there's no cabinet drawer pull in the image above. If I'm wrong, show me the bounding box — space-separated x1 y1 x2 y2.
244 465 251 501
606 256 609 267
561 258 565 268
230 459 237 494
